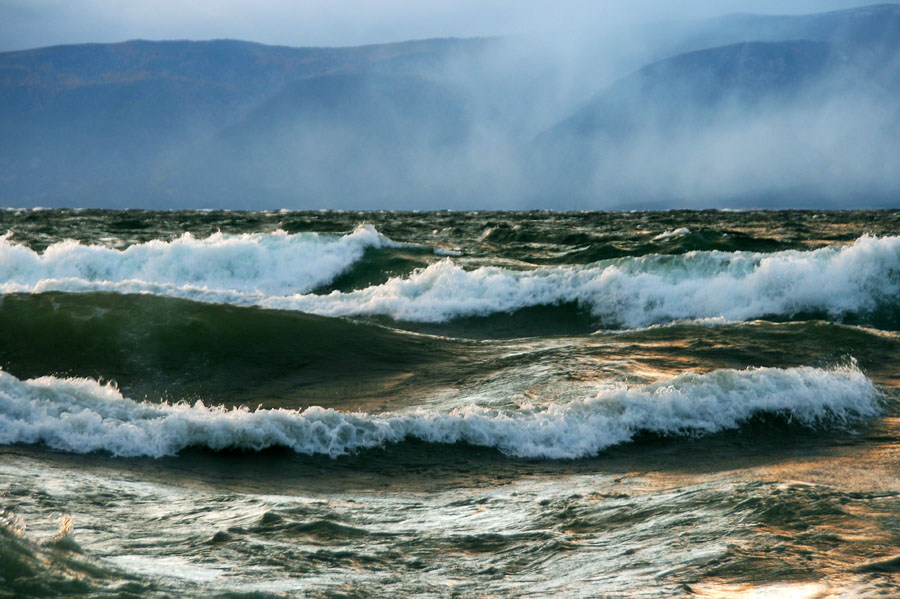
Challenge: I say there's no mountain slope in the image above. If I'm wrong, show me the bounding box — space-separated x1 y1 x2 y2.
678 3 900 55
176 72 472 206
548 41 835 141
0 38 492 206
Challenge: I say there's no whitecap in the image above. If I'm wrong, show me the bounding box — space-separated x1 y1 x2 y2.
0 224 399 297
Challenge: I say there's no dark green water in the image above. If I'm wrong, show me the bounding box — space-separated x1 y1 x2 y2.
1 210 899 598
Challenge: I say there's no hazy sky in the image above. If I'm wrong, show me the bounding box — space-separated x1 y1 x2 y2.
0 0 885 51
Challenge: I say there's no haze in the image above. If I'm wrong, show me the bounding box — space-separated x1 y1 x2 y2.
0 1 898 209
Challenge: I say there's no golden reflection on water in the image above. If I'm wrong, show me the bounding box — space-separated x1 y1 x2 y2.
690 581 831 598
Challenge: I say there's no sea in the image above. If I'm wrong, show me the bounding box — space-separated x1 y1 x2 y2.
1 209 899 598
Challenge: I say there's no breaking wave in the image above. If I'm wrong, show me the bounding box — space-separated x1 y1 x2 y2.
0 224 398 297
267 234 900 328
2 232 899 330
0 364 880 460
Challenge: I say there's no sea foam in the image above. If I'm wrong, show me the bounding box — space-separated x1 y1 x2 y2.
0 224 395 297
0 365 880 459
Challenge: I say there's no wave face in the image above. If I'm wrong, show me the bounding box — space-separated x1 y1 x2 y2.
0 365 879 460
0 292 459 407
3 228 899 329
0 224 397 297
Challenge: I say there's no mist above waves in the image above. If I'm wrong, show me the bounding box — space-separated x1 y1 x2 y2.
0 3 898 209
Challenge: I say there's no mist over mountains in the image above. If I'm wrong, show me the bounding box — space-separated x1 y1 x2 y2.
1 4 898 208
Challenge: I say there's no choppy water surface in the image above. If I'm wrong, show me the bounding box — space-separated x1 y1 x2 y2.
2 209 900 598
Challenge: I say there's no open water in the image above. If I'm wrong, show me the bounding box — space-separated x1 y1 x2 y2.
1 209 899 598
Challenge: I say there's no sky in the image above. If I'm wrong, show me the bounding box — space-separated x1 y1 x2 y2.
0 0 885 52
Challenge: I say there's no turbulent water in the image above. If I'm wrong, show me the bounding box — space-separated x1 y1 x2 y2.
2 209 900 598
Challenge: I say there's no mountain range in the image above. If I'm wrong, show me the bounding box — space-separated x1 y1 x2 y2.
1 4 899 208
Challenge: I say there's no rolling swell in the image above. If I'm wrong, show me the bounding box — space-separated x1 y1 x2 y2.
0 364 880 460
0 292 459 408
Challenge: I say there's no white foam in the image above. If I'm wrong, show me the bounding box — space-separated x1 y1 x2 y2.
434 247 463 257
0 224 396 297
0 364 880 460
653 228 691 241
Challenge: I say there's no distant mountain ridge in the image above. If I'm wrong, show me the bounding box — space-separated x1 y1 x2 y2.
1 4 899 208
0 37 493 88
679 3 900 51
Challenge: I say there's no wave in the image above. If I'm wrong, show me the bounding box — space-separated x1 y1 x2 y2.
3 233 900 330
0 364 880 460
265 234 900 329
0 224 399 297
